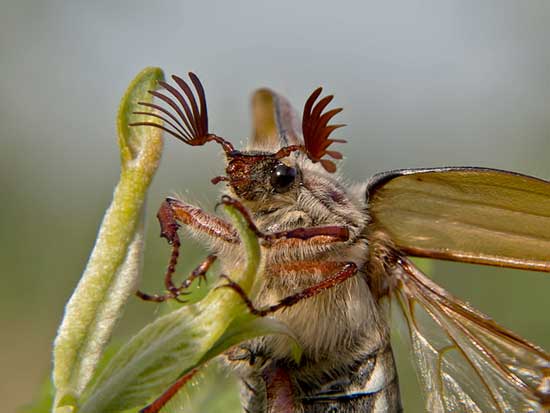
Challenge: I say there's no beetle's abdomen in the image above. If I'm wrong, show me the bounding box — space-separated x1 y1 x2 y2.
298 345 402 412
237 344 402 413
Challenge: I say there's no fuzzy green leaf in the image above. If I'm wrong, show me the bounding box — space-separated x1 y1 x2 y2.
52 67 164 411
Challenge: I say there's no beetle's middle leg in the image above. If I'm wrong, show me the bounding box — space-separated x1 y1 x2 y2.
218 261 358 316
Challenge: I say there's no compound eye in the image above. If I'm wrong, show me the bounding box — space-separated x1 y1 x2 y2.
270 163 297 193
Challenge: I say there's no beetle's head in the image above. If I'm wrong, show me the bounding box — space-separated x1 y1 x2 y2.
130 73 346 203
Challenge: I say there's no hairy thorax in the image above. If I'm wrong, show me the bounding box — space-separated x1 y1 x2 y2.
227 166 388 369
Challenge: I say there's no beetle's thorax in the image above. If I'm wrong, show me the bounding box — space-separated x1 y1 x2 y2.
223 148 384 346
222 153 395 411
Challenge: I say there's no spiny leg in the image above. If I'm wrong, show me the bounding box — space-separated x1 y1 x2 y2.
218 262 358 316
158 198 183 294
136 199 182 302
136 195 238 301
165 196 239 243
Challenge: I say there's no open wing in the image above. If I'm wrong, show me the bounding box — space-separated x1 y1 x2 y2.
387 256 550 412
367 167 550 272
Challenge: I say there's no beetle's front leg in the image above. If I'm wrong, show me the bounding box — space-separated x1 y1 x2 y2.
136 254 217 303
163 197 239 243
137 197 238 302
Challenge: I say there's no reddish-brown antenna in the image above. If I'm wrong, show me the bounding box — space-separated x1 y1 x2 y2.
301 87 346 173
130 73 234 154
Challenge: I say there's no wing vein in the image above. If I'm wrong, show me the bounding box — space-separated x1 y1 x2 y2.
399 279 504 412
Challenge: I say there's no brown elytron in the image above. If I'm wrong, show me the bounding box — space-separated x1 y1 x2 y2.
130 73 550 413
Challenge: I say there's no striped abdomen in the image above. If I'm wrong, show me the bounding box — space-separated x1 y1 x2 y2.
237 344 402 413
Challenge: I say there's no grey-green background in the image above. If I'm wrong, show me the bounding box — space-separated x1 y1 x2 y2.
2 1 550 412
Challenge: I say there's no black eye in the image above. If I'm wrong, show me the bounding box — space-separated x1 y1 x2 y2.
270 163 297 193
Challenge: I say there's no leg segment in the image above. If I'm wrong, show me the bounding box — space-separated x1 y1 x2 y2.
166 197 239 243
156 198 182 294
139 368 200 413
218 262 358 316
220 195 350 243
136 254 217 303
136 196 239 303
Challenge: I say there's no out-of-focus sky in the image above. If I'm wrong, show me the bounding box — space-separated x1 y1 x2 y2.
2 1 550 412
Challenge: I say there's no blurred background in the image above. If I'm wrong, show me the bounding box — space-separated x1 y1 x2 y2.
2 1 550 411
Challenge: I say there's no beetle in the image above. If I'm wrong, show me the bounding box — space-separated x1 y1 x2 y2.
130 73 550 413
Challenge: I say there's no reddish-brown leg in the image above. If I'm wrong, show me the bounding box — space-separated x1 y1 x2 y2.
139 368 200 413
139 196 350 304
186 254 217 288
219 195 350 243
136 253 217 303
156 198 182 294
218 262 358 316
136 195 237 303
165 197 239 243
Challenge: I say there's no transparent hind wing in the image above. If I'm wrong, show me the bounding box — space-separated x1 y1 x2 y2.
388 257 550 412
